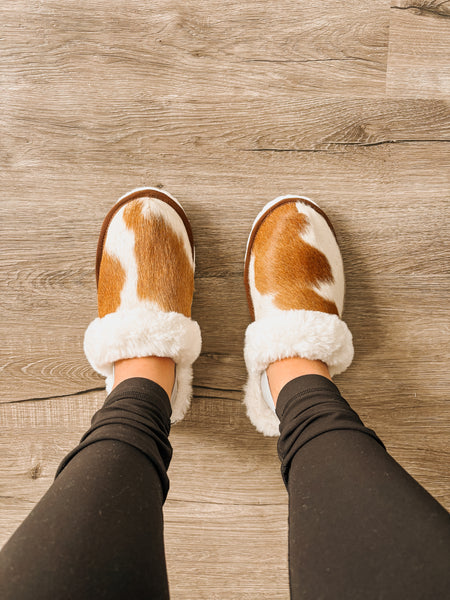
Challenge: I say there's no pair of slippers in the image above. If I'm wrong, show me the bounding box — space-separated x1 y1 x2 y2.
84 188 353 436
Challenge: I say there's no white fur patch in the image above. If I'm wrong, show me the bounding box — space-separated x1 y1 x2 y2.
248 255 276 320
243 309 354 436
295 202 345 316
103 205 140 311
84 304 202 423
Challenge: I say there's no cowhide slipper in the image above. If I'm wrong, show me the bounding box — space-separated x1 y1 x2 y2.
243 195 354 436
84 187 201 423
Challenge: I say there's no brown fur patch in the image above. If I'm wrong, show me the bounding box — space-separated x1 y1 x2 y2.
123 200 194 317
98 252 126 318
253 203 338 315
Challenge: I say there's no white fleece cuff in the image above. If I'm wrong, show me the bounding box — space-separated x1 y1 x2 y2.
243 309 354 436
84 306 202 423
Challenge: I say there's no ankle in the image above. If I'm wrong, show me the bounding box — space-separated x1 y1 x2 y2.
112 356 175 397
266 357 331 407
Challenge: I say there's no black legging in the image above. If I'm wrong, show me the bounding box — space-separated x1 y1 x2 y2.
1 375 449 599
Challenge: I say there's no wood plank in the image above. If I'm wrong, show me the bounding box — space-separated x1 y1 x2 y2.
164 502 289 599
387 2 450 98
1 99 448 175
1 0 388 99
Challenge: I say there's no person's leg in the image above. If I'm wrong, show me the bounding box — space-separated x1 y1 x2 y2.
0 188 203 599
271 363 450 600
243 195 450 597
243 196 450 597
0 371 173 600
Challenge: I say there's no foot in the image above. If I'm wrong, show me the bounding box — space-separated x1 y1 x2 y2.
267 357 331 407
243 195 353 435
113 356 175 396
83 187 202 422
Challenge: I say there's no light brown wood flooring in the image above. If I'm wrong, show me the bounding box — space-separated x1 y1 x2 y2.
1 1 449 598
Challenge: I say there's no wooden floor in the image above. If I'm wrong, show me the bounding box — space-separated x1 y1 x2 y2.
1 1 449 597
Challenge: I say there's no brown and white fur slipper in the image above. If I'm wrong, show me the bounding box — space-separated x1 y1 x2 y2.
84 187 201 423
243 195 354 436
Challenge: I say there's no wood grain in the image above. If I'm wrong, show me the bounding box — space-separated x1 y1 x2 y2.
387 1 450 97
0 0 388 98
1 1 449 597
1 98 449 174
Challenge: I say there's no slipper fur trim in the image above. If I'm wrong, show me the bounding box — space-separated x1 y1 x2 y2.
84 304 202 423
243 309 354 436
